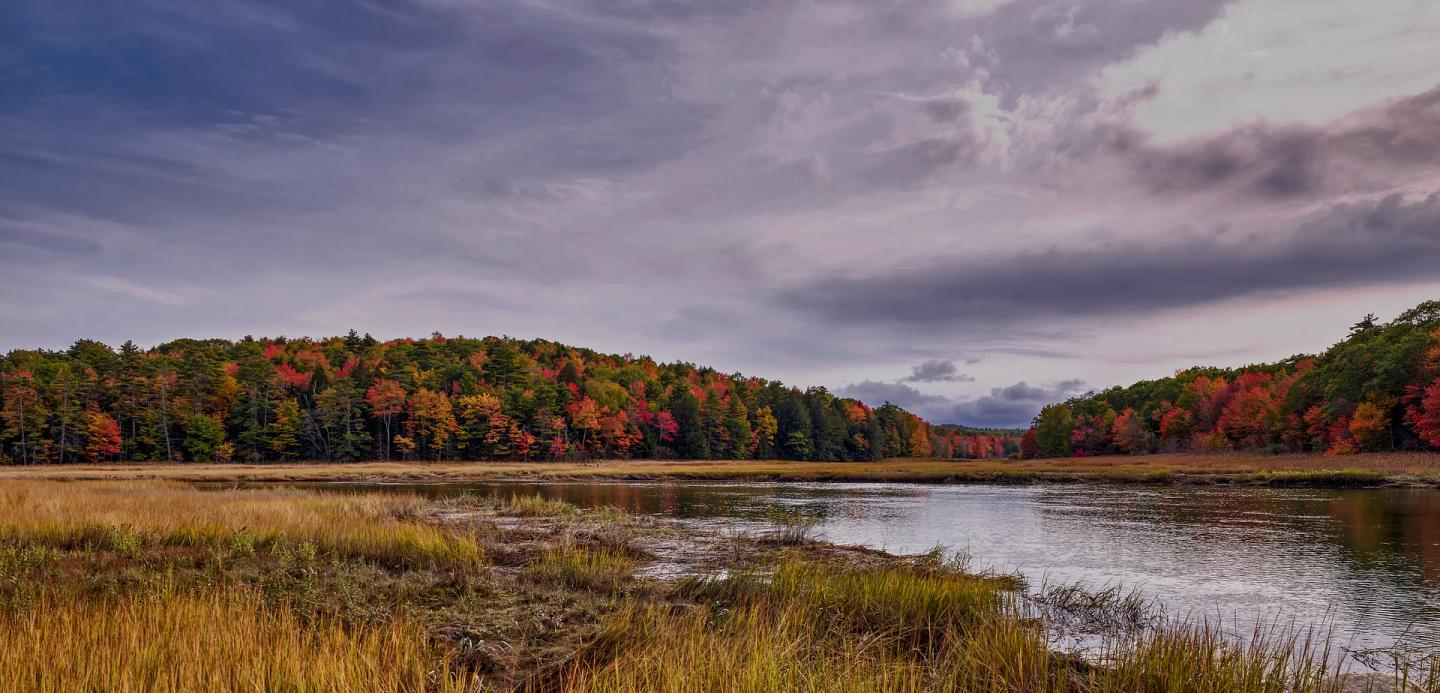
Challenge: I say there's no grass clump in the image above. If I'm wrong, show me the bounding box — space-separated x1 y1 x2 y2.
679 559 1006 654
1029 580 1158 633
525 547 637 593
763 507 819 545
495 493 581 518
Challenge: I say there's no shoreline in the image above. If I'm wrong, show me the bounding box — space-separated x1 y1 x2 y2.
1 452 1438 489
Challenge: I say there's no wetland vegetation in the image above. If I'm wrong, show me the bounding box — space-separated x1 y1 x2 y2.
0 479 1434 691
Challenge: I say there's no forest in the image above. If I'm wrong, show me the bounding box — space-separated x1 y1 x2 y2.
0 333 1019 464
1023 301 1440 458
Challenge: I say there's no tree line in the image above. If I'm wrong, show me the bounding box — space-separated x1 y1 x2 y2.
1022 301 1440 458
0 332 1019 464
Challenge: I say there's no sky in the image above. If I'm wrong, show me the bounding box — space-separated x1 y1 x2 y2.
3 0 1440 428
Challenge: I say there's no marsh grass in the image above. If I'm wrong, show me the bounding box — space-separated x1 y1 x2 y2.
0 586 468 692
763 508 820 545
0 481 485 570
568 559 1377 693
525 547 637 593
1029 580 1160 633
0 479 1431 692
3 452 1437 488
491 493 582 517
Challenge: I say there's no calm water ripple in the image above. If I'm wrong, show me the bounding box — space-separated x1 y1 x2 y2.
312 479 1440 656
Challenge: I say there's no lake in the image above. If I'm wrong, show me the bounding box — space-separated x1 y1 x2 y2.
316 479 1440 658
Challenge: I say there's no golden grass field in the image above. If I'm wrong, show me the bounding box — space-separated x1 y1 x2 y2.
0 451 1438 487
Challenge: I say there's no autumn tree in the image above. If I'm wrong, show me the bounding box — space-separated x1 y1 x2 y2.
1019 428 1038 459
596 409 636 458
82 410 122 462
1158 407 1194 450
1349 401 1389 452
1218 374 1278 449
456 393 516 459
568 396 601 450
1111 407 1149 454
365 379 407 460
269 400 302 460
1406 378 1440 447
409 388 457 460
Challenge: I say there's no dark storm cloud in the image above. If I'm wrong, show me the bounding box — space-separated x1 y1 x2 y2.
840 378 1088 428
900 359 974 383
779 193 1440 328
1106 85 1440 200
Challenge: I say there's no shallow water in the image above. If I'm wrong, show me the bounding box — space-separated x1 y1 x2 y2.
315 479 1440 657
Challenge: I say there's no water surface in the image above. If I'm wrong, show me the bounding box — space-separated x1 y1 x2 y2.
321 480 1440 657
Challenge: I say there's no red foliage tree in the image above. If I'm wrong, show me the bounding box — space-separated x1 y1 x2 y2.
273 363 312 391
1111 408 1149 454
1020 428 1038 459
1405 378 1440 448
1326 415 1357 456
82 410 122 462
655 411 679 443
1158 407 1194 449
1217 373 1278 449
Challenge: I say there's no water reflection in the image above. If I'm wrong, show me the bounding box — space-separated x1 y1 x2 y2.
298 480 1440 653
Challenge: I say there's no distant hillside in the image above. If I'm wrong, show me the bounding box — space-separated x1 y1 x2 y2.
0 334 1018 464
1023 301 1440 458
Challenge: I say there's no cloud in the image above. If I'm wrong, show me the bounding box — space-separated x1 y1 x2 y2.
777 193 1440 330
940 379 1087 427
965 0 1235 104
1103 85 1440 200
1095 0 1440 141
838 380 952 411
840 378 1087 428
3 0 1437 414
900 359 975 382
87 277 203 307
0 223 102 256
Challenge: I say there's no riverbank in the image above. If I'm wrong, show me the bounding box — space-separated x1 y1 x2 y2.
0 479 1426 691
2 452 1439 488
